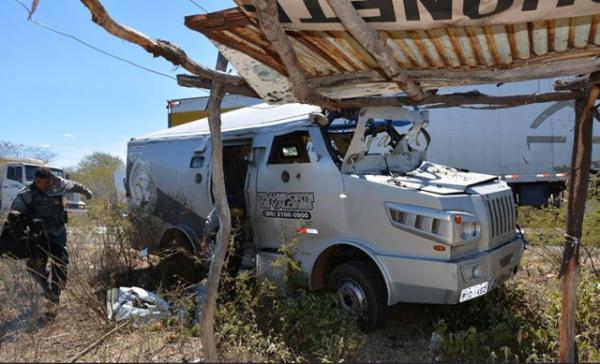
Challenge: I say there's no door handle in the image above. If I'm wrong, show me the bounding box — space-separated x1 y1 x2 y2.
195 173 203 184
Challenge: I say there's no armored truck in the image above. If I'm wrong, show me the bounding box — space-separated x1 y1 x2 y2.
125 103 525 330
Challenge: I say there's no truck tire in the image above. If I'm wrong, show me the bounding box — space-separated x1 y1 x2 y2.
159 230 201 287
329 261 387 331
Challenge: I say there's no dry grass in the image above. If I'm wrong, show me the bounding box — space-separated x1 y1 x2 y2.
0 206 597 362
0 218 205 363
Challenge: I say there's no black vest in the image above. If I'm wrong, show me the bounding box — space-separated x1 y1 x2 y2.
23 184 66 228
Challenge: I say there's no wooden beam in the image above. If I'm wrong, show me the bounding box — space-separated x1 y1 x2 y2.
326 0 425 101
251 0 338 110
555 72 600 91
177 74 260 98
308 57 600 90
78 0 254 95
559 86 600 363
337 90 582 109
184 7 251 32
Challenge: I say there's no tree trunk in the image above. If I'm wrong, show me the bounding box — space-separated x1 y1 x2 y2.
559 85 599 363
200 77 230 362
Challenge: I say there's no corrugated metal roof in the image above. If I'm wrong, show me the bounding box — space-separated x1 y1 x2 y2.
185 3 600 102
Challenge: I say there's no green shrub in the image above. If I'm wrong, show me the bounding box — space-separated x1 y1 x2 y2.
214 271 366 362
518 203 600 248
430 267 599 363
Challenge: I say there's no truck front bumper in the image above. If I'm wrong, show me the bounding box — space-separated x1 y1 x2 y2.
378 237 525 305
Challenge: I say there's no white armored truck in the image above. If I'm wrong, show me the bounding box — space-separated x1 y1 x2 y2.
126 103 524 330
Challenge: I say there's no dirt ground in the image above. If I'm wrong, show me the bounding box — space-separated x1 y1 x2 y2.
0 243 592 362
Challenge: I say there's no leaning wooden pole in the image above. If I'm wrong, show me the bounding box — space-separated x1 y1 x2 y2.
559 85 599 363
200 75 230 362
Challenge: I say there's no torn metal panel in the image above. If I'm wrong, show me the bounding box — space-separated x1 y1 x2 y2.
215 42 298 104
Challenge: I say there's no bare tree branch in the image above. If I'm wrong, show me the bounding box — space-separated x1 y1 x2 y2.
199 77 229 362
198 54 231 362
79 0 256 96
252 0 339 110
28 0 39 20
0 140 56 164
326 0 426 101
177 74 259 98
337 90 582 109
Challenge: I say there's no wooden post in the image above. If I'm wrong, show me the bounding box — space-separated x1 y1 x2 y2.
559 86 599 363
200 76 229 362
200 54 231 362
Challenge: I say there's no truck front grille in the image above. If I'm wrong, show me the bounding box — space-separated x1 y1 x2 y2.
484 191 516 248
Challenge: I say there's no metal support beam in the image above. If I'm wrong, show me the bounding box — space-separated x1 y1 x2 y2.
559 85 599 363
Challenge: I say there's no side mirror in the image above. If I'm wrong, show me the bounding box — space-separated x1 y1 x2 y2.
310 113 329 127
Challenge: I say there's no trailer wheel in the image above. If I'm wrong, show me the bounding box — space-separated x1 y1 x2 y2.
329 261 387 331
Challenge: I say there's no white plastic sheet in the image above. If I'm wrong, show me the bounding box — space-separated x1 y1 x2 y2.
106 286 170 326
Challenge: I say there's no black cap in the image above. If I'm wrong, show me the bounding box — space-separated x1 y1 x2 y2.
35 167 52 179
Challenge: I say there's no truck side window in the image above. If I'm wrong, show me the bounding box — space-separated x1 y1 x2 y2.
7 166 22 182
190 156 205 168
268 131 312 165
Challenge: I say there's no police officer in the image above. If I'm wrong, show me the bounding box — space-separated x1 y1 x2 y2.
9 167 93 304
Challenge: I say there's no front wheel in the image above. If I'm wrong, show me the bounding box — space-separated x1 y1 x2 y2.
329 261 388 331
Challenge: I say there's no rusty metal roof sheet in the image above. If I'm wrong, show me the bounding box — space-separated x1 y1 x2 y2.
185 2 600 103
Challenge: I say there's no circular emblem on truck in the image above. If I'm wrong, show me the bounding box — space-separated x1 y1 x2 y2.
129 159 157 211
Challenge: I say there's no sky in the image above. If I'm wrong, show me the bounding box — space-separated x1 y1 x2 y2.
1 0 236 168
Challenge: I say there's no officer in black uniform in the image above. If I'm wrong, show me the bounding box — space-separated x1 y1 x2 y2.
9 167 92 304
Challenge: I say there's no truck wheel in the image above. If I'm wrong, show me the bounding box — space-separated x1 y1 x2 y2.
159 231 201 287
329 261 387 331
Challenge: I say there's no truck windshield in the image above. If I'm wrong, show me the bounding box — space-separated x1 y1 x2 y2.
327 119 412 157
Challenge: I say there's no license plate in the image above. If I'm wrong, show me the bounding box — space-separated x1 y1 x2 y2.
459 282 489 303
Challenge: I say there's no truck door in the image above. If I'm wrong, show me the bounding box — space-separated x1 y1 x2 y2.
182 138 212 219
2 164 24 212
251 126 345 251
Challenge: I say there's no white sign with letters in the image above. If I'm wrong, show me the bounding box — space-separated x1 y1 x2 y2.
254 0 600 31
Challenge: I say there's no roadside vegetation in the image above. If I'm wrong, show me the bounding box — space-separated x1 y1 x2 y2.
430 173 600 362
0 169 598 362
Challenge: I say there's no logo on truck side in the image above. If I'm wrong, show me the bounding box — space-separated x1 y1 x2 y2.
257 192 314 220
129 159 157 211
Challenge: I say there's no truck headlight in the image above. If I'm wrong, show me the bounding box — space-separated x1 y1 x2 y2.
460 221 481 240
451 213 481 243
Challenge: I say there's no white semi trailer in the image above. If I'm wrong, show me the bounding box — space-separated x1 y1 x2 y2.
426 79 600 206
